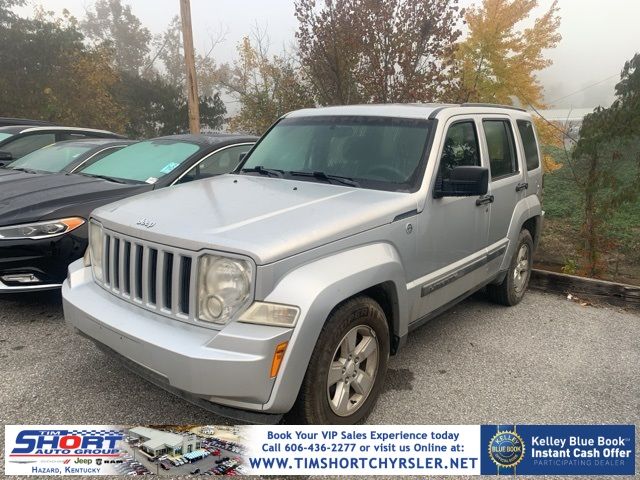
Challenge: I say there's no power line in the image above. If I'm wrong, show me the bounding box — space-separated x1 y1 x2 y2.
547 73 619 105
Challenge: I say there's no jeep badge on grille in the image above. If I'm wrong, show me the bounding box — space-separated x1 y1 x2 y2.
136 218 156 228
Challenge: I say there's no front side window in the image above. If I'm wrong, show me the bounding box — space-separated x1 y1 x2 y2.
240 116 433 191
79 140 200 183
438 121 481 179
0 133 13 141
2 133 56 159
483 120 518 179
178 144 252 184
517 120 540 171
8 143 95 173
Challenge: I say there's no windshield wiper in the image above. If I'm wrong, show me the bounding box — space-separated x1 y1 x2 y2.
241 165 284 177
288 170 360 187
10 167 40 174
78 173 127 184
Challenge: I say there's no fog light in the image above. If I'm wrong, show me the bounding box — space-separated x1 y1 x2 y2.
1 273 41 284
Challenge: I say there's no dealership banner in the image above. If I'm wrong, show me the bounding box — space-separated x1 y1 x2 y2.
4 424 635 476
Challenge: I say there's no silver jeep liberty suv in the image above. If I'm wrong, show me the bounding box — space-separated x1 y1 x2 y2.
63 103 543 424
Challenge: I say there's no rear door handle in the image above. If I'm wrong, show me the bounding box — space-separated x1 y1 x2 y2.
516 182 528 192
476 194 494 206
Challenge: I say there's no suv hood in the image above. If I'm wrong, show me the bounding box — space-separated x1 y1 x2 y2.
0 172 150 226
94 175 417 265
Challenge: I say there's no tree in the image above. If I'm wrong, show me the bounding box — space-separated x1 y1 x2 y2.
452 0 561 108
571 54 640 276
0 7 125 130
153 15 227 97
115 73 226 138
81 0 152 74
295 0 463 105
225 33 315 134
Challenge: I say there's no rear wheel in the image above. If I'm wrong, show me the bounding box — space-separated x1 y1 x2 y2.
487 229 533 306
293 296 389 424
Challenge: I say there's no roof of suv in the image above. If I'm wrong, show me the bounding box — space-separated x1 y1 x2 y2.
286 103 528 120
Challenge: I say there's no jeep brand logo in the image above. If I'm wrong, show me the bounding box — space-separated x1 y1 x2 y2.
136 218 156 228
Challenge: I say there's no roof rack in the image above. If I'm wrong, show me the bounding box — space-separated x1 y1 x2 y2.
459 103 527 112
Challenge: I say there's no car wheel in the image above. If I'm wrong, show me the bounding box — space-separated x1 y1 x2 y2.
487 229 534 306
293 295 389 424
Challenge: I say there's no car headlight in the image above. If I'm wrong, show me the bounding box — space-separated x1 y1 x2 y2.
197 255 253 324
239 302 300 328
88 221 104 282
0 217 85 240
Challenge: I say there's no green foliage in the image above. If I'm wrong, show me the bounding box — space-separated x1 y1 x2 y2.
569 53 640 276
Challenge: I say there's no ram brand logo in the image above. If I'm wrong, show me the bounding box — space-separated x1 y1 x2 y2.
136 218 156 228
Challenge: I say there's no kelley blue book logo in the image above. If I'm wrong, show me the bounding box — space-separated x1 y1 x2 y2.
481 425 635 476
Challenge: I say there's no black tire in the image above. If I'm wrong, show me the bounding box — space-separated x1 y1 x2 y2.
292 295 390 424
487 229 534 306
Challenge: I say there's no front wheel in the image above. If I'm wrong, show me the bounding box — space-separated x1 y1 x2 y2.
293 296 390 424
487 229 534 306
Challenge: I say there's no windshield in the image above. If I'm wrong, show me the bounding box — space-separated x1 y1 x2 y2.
240 116 433 191
79 139 200 183
8 143 94 173
0 132 13 141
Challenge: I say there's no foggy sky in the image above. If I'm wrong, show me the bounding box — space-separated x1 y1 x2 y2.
17 0 640 109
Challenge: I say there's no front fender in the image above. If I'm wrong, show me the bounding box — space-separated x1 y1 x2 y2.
260 242 407 413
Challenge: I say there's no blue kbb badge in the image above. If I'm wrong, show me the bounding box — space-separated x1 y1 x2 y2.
488 430 525 468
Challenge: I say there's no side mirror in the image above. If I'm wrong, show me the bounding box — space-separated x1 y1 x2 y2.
434 166 489 198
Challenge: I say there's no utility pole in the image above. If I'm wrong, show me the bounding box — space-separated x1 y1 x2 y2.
179 0 200 134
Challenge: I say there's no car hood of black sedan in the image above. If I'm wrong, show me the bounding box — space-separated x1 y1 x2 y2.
0 172 152 226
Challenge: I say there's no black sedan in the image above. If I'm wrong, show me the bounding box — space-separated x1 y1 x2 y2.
0 125 124 166
0 133 257 292
0 138 135 180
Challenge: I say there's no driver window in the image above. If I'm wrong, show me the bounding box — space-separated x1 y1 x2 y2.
178 144 251 184
438 121 480 179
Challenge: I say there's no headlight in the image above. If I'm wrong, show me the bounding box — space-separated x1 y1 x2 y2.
239 302 300 328
88 221 104 282
197 255 253 324
0 217 85 240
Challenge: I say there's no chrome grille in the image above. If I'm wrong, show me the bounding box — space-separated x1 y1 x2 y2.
98 229 196 321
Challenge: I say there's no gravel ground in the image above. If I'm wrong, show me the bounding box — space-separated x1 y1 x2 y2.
0 288 638 479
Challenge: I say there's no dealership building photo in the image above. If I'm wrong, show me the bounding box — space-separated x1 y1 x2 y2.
128 427 202 457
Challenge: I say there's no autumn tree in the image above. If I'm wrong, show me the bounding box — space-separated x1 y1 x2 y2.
81 0 152 74
225 33 314 134
295 0 463 105
452 0 561 108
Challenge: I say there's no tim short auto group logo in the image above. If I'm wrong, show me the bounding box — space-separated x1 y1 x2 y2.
6 426 124 474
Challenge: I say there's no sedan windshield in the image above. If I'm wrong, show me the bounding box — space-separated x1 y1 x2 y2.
8 143 94 173
79 139 200 183
240 116 433 191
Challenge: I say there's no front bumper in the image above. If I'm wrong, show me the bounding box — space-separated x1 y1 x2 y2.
0 232 86 292
62 260 294 417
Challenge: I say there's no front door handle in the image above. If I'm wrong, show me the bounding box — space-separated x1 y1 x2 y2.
476 194 494 206
516 182 529 192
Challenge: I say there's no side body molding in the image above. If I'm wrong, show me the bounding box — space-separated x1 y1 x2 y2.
260 242 408 413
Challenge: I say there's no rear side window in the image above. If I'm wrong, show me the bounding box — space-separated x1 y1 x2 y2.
517 120 540 171
483 120 518 179
438 121 480 179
